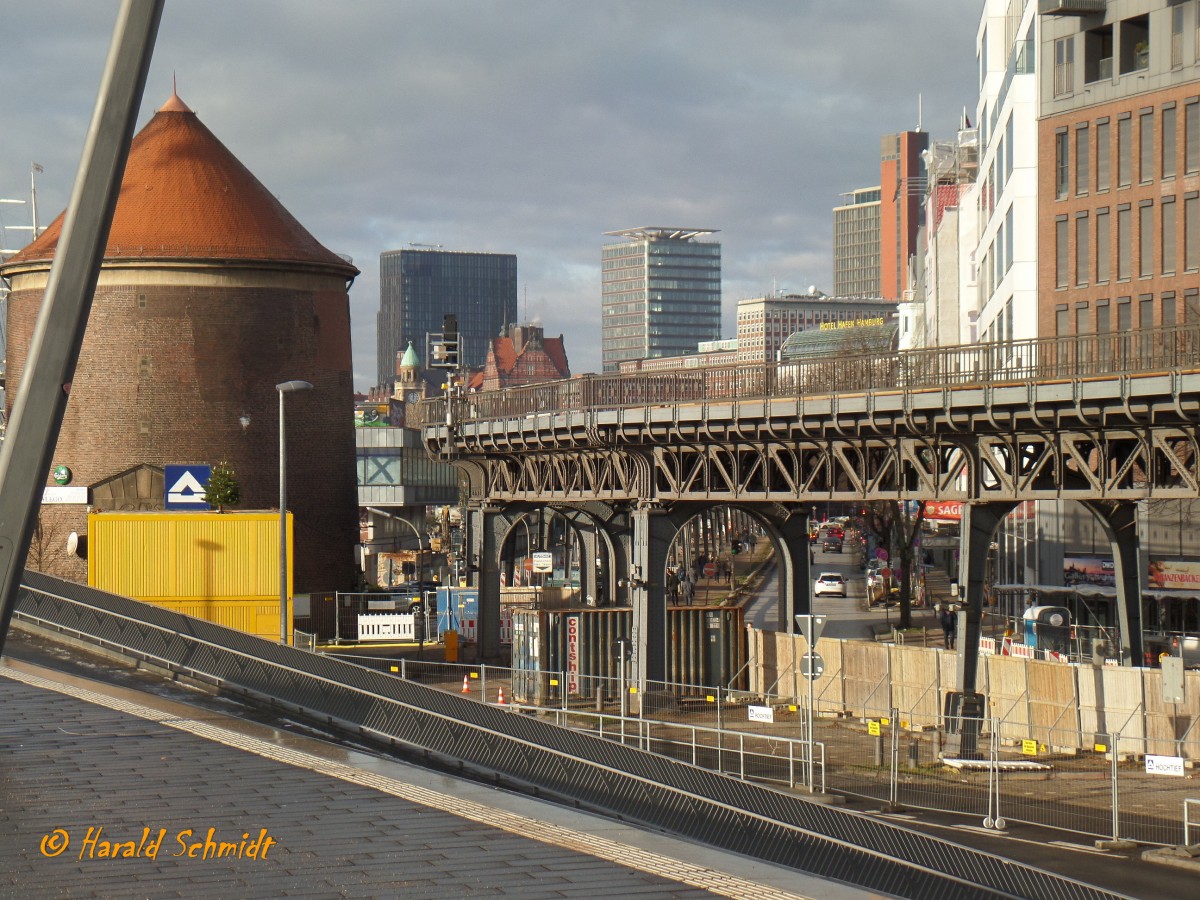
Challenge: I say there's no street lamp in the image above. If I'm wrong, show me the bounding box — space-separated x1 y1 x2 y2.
277 380 313 644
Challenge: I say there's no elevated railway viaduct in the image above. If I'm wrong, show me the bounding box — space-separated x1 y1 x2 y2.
422 327 1200 741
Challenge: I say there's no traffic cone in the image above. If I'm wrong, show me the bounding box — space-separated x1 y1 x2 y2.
497 686 506 705
461 674 471 693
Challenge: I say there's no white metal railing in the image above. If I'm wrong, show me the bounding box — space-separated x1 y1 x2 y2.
1185 798 1200 847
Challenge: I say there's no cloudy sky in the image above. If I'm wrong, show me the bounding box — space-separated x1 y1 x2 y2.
1 1 979 390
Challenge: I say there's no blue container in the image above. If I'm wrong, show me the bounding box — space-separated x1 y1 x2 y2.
436 587 479 637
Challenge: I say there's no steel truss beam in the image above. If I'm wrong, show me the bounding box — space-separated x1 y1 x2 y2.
458 425 1200 505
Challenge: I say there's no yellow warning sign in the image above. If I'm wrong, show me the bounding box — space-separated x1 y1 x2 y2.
869 721 881 737
1022 739 1038 756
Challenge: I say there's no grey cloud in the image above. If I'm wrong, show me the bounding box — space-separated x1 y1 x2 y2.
2 1 977 386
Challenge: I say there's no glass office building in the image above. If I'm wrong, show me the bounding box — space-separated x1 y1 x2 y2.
601 227 721 372
376 248 517 386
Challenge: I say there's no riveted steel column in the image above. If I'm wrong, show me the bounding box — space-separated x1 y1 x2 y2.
0 0 163 654
950 501 1016 757
956 502 1015 694
577 522 599 605
630 505 674 687
778 511 813 633
468 504 503 661
1083 500 1145 666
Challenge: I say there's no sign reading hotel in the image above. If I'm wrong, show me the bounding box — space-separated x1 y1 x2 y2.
817 316 886 331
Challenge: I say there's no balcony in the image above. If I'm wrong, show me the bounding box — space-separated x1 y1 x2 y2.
1039 0 1106 14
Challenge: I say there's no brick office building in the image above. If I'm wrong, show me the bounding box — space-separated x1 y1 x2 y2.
0 91 360 593
1039 1 1200 339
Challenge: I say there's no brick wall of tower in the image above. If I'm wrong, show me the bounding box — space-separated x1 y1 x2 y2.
5 271 359 594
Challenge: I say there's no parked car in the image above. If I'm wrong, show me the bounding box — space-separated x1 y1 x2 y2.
813 572 847 597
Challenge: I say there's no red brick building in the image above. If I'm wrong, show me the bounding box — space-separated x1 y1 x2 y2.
0 91 361 592
1039 2 1200 339
479 324 570 392
880 130 930 302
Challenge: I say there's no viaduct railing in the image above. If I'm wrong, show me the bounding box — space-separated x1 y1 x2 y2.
412 323 1200 426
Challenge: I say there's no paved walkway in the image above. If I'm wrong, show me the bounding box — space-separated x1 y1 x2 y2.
0 649 864 900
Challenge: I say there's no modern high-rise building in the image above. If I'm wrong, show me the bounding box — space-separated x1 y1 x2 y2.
600 227 721 372
880 131 930 301
832 186 882 297
376 248 517 386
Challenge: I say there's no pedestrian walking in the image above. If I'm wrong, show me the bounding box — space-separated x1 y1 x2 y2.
940 606 957 650
680 573 695 604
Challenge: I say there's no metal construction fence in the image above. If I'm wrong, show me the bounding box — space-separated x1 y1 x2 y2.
329 648 1200 847
10 571 1130 900
749 627 1200 761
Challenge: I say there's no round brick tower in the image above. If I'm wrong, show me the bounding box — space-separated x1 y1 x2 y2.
1 91 360 593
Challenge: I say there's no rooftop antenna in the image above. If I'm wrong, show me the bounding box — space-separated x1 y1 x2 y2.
917 94 923 133
523 285 528 324
30 162 43 237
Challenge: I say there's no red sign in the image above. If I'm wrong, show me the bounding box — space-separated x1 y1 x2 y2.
924 501 963 521
923 500 1035 521
703 562 717 578
523 556 533 572
566 615 580 694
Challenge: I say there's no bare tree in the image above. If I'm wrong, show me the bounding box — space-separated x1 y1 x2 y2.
862 500 927 629
25 512 69 577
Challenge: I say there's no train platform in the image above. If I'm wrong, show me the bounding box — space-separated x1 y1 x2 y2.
0 629 860 900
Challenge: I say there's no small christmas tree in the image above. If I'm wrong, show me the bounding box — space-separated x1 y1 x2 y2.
204 461 241 512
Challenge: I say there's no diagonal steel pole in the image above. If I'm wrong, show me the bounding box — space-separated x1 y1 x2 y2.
0 0 163 655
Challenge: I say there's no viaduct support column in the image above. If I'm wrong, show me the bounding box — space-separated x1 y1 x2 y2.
1083 501 1145 666
951 501 1016 757
778 510 813 633
629 504 674 688
577 520 599 605
467 503 503 662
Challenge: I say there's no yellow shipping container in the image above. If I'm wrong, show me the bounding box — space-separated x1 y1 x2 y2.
87 511 294 642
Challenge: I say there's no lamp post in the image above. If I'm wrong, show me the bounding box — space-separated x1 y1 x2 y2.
391 513 425 597
277 380 313 644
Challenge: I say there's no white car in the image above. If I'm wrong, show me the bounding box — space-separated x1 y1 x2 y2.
813 573 847 597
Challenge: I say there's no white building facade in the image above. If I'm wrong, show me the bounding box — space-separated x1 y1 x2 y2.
974 0 1041 347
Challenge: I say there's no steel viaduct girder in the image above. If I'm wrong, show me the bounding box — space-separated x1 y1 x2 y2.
461 426 1200 505
428 366 1200 707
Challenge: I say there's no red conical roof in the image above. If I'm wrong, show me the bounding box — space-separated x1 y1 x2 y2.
2 92 357 277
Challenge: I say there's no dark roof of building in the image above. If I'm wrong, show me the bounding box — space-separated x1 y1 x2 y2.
1 92 357 278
